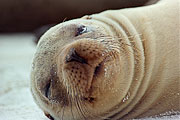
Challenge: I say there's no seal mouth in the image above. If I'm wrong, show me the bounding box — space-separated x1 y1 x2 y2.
93 63 101 77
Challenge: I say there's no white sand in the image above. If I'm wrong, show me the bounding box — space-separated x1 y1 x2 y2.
0 34 179 120
0 34 48 120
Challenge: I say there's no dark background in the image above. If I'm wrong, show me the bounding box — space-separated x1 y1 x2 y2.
0 0 152 33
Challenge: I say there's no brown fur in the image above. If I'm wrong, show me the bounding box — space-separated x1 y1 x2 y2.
31 0 180 119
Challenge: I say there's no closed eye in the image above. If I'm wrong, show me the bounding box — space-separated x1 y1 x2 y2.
45 80 51 98
75 25 88 36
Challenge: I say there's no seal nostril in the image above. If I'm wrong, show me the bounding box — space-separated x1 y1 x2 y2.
65 48 87 64
44 113 54 120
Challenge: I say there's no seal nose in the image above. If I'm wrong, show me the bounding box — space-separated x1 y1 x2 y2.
65 48 87 64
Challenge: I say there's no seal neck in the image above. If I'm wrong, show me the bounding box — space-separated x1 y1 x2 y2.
91 12 147 118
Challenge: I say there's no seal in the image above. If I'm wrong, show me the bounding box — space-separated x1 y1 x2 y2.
31 0 180 119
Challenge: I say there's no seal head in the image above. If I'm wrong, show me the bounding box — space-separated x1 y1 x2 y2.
31 19 125 120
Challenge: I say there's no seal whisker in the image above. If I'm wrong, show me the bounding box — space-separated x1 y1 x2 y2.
75 96 87 119
63 74 82 119
120 42 141 52
68 79 86 120
71 79 88 120
74 85 88 119
60 77 71 120
76 95 95 119
61 104 65 120
99 33 143 40
71 80 97 120
72 76 102 120
73 96 83 119
62 17 67 23
68 83 76 120
98 34 145 49
65 75 81 120
76 89 109 120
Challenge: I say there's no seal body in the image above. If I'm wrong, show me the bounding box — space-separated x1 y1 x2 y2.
31 0 180 119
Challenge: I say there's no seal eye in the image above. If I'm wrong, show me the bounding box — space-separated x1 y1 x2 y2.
45 81 51 98
76 25 88 36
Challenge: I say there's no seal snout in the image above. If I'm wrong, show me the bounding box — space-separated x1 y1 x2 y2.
65 48 87 64
59 40 107 98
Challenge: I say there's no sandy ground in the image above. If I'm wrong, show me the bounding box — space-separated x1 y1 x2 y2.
0 34 48 120
0 34 179 120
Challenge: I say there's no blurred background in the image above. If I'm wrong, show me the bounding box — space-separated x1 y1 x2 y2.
0 0 158 44
0 0 151 33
